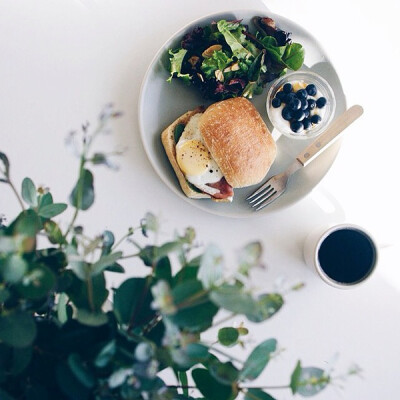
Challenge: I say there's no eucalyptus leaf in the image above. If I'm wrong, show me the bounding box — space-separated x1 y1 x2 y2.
239 339 277 381
113 277 154 327
69 168 94 211
198 244 224 289
21 177 37 207
290 361 329 396
57 292 69 324
209 360 239 385
1 254 27 283
44 220 66 244
0 312 37 348
218 327 239 347
238 241 263 275
246 293 284 323
101 230 115 255
38 203 68 219
67 353 96 389
192 368 237 400
91 251 123 276
76 309 108 327
16 264 56 299
94 340 116 368
0 151 10 181
210 284 254 316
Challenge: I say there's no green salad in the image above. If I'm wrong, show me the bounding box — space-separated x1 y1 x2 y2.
167 16 305 100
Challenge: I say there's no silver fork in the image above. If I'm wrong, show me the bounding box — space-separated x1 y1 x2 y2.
247 105 364 211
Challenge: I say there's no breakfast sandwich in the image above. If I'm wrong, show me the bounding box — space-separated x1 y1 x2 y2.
161 97 277 202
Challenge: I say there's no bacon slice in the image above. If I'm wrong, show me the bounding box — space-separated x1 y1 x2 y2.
207 177 234 199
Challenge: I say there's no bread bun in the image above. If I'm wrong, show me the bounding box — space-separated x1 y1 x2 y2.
199 97 276 188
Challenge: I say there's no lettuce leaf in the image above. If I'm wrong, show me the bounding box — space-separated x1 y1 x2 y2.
217 20 252 59
282 43 305 70
167 48 191 83
201 50 232 79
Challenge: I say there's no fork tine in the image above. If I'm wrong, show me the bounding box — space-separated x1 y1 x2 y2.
251 189 277 208
254 190 284 211
248 185 274 204
246 178 274 201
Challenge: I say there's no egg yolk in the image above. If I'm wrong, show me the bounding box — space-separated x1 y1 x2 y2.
176 139 212 176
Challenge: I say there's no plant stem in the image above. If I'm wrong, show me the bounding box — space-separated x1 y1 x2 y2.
87 275 95 312
207 345 244 365
8 180 25 211
120 252 140 260
212 312 237 328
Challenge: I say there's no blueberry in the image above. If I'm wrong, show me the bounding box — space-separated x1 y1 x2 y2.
282 106 293 121
311 114 322 124
303 118 312 130
316 97 327 108
288 97 301 111
284 92 296 104
272 97 281 108
306 84 317 96
307 99 316 110
301 98 308 110
283 83 292 93
276 91 286 101
304 109 310 118
293 109 305 121
296 89 308 99
290 121 303 133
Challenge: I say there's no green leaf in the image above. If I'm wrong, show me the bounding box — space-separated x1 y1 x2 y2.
239 339 277 381
0 312 37 348
94 340 116 368
178 370 189 397
101 230 115 255
16 264 56 299
38 203 67 219
69 168 94 211
238 241 263 276
170 280 218 332
0 287 10 302
8 209 41 237
198 244 224 289
217 20 251 59
21 177 37 207
290 361 329 396
154 256 172 283
44 220 66 245
210 284 254 315
174 123 185 144
57 292 70 324
246 293 284 323
282 43 305 70
76 309 108 327
1 254 27 283
290 360 302 394
67 353 96 389
56 361 91 400
209 360 239 385
201 50 232 79
10 346 33 375
0 152 10 181
38 192 53 209
245 388 276 400
167 48 191 83
218 327 239 347
91 251 123 276
113 277 154 327
141 212 159 236
192 368 236 400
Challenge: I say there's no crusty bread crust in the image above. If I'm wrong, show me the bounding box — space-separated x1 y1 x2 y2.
161 107 210 199
199 97 277 188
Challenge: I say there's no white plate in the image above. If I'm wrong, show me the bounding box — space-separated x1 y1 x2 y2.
138 9 346 218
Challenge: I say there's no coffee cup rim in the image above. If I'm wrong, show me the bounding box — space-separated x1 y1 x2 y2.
313 223 378 289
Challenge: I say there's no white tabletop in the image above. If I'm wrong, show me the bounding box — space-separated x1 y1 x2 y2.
1 0 399 398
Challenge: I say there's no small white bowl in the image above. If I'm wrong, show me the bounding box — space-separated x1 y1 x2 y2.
266 70 336 140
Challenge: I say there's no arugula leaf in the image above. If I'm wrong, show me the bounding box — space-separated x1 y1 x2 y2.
217 20 251 59
167 48 191 83
201 50 232 79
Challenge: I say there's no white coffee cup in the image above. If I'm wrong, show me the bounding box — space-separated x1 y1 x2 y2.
303 223 378 289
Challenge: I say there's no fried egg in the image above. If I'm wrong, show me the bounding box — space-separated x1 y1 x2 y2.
176 113 223 195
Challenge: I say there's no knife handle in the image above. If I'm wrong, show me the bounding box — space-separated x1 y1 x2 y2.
296 105 364 167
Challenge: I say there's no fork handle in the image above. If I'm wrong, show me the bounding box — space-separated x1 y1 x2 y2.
296 105 364 167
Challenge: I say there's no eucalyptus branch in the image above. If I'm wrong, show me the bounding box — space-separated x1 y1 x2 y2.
8 179 25 211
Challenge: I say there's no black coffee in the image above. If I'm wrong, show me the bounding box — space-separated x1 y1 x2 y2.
318 228 376 284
